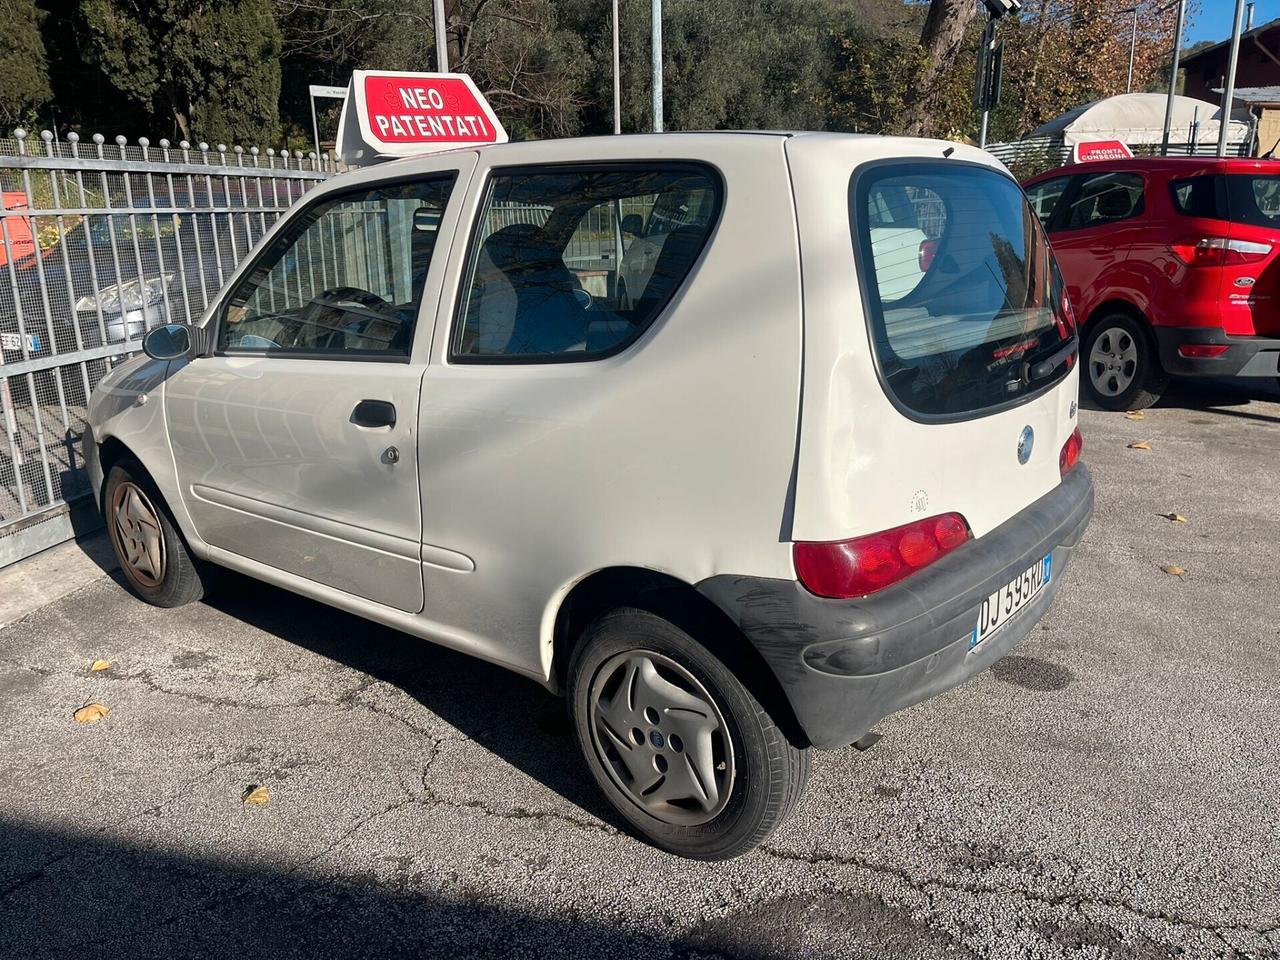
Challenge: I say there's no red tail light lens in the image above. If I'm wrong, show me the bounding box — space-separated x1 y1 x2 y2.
793 513 971 599
918 239 937 272
1176 343 1230 358
1059 426 1083 477
1170 236 1272 266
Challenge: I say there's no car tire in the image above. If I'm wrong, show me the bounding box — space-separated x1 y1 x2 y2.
568 606 810 860
103 459 213 607
1083 312 1168 411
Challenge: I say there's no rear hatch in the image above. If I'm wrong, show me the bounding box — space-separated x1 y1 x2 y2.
1220 170 1280 336
785 136 1080 549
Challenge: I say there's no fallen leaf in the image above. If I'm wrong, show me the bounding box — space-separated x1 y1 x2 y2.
1161 564 1186 576
1162 513 1188 523
89 659 112 672
1127 440 1151 450
241 785 270 806
73 703 110 724
1125 410 1146 420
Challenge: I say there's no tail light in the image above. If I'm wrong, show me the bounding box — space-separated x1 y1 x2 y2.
1059 426 1083 477
1176 343 1229 359
918 239 937 272
1170 236 1272 266
793 513 971 599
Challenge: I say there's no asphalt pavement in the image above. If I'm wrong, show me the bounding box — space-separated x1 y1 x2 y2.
1 379 1278 960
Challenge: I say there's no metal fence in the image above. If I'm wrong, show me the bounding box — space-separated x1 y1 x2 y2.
986 133 1255 179
0 128 335 565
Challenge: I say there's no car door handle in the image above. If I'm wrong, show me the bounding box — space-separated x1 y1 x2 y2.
350 399 396 429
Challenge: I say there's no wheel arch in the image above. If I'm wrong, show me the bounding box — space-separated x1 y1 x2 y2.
549 565 808 747
1083 297 1150 335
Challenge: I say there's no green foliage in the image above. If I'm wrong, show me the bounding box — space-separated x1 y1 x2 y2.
79 0 282 144
0 0 53 127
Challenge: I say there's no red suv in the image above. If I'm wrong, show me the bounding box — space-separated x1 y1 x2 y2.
1023 157 1280 409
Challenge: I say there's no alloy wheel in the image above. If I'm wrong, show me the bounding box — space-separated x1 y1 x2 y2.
588 650 735 826
1088 325 1139 397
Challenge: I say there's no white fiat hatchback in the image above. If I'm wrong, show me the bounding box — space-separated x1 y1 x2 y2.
85 130 1092 859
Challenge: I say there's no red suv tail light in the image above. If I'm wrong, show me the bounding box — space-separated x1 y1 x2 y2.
1176 343 1229 359
1170 236 1272 266
793 513 971 599
918 238 937 272
1059 426 1083 477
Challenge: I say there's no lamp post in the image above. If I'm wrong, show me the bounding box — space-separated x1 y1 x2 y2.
613 0 622 134
434 0 449 72
1217 0 1246 157
651 0 663 132
1160 0 1188 155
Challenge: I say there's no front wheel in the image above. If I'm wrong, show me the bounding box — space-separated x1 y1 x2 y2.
568 606 810 860
1083 312 1168 411
104 459 212 607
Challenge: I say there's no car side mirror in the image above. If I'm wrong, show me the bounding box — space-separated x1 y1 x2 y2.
621 214 644 237
142 322 193 360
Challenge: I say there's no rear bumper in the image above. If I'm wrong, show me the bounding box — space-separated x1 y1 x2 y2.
697 466 1094 750
1153 326 1280 377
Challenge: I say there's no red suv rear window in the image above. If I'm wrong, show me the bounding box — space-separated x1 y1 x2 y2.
1172 173 1280 227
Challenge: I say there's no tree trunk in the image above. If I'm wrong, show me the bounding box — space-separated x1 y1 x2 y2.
903 0 978 137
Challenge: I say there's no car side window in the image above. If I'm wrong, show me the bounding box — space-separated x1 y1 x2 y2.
452 164 720 362
1062 172 1144 230
1024 176 1071 229
219 175 456 358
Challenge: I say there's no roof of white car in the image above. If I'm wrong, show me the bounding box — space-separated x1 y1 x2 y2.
331 130 999 188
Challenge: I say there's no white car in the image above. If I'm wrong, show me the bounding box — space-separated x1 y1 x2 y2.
84 132 1092 859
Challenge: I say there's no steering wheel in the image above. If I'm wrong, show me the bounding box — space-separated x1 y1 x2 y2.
301 286 391 348
303 286 389 320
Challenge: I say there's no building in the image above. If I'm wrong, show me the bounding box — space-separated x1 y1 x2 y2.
1181 17 1280 156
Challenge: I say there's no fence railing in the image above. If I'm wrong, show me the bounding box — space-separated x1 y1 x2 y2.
986 133 1255 179
0 128 336 565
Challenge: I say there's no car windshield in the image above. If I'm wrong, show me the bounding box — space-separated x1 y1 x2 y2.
851 162 1074 418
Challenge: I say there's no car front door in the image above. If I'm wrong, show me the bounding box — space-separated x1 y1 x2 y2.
163 160 474 612
1045 169 1147 319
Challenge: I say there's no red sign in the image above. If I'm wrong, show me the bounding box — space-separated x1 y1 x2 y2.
1071 140 1134 163
363 75 501 145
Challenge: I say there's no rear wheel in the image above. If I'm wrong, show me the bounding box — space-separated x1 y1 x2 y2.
104 459 212 607
568 606 810 860
1083 312 1168 411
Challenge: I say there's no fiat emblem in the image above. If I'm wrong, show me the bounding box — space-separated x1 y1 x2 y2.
1017 425 1034 464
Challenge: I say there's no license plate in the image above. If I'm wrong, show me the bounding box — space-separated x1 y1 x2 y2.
970 553 1052 651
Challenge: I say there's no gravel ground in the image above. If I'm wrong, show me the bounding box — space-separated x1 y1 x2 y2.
1 379 1278 960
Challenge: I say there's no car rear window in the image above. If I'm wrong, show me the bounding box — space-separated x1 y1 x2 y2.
1172 173 1280 227
851 162 1074 419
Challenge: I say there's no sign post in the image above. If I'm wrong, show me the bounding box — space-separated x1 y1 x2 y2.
308 84 348 159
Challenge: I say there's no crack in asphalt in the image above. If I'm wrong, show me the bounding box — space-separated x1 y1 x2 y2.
755 842 1278 944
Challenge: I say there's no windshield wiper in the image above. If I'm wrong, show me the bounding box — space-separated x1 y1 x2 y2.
1022 337 1077 383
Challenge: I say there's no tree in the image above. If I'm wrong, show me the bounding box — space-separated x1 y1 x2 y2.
991 0 1184 140
0 0 53 128
79 0 283 145
274 0 590 140
902 0 977 136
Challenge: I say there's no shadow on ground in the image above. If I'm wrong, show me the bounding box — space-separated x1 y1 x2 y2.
202 572 625 830
0 818 730 959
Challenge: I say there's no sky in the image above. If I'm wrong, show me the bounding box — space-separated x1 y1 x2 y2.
1185 0 1280 45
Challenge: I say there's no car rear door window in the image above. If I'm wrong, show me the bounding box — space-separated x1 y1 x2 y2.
1062 172 1144 229
219 176 456 358
1226 174 1280 226
851 161 1075 419
1024 176 1071 228
452 165 720 362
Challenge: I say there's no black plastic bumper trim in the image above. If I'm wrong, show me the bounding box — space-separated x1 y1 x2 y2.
1153 326 1280 377
696 466 1094 749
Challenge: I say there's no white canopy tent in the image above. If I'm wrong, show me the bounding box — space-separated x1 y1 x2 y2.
1028 92 1253 148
